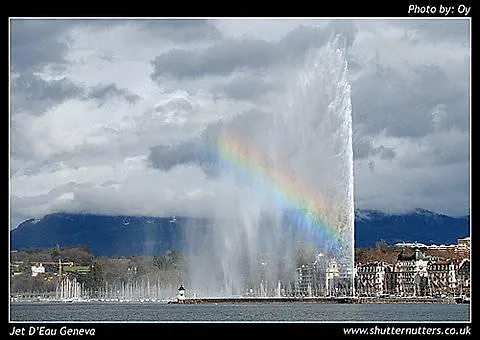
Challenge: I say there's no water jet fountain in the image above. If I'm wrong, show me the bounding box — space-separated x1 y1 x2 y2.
185 33 355 298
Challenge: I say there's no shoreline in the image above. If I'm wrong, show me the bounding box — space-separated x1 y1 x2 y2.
10 296 469 305
169 296 463 304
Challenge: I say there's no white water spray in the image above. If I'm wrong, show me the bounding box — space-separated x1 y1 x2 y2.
185 34 355 297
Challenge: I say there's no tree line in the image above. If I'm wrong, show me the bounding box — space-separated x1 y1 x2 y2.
10 246 184 296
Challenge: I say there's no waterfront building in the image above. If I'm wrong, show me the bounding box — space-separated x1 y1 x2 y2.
456 259 470 297
427 259 457 296
426 244 456 251
325 259 339 296
394 248 429 296
394 242 428 249
395 237 470 258
332 259 354 296
355 262 394 296
295 263 315 296
295 254 347 296
384 265 396 294
355 262 376 296
455 237 470 258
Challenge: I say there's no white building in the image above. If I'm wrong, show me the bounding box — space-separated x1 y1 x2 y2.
427 259 457 296
325 260 340 295
355 262 394 296
456 259 470 296
31 263 45 277
294 254 351 297
395 237 470 257
394 249 429 296
395 242 428 249
455 237 470 257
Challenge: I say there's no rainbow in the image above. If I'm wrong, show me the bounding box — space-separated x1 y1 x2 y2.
215 130 347 256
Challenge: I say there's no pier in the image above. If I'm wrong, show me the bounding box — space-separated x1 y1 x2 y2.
168 296 459 304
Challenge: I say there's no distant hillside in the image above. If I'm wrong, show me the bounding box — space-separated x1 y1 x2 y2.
354 208 469 248
10 214 196 256
10 209 469 256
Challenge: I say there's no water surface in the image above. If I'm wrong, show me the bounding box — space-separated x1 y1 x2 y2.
10 302 470 322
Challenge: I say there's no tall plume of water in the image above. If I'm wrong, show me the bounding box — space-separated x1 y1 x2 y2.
185 34 354 297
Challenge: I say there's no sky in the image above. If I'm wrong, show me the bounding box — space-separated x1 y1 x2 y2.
9 18 470 228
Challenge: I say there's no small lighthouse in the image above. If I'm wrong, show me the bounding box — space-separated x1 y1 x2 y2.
177 284 186 302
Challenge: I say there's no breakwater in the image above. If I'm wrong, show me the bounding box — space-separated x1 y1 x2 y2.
169 296 461 304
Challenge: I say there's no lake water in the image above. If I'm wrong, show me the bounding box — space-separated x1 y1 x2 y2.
10 302 470 322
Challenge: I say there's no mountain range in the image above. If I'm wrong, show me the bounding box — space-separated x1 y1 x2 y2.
10 209 469 256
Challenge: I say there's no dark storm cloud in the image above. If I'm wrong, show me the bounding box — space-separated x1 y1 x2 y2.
141 19 223 42
11 19 140 114
372 146 396 160
352 138 373 159
353 137 396 160
87 83 141 106
151 20 359 82
11 73 140 114
278 25 329 57
10 19 73 73
351 63 467 138
400 133 469 169
279 20 357 57
148 141 216 171
10 18 223 75
352 71 431 138
11 73 85 114
10 19 135 74
148 110 274 175
151 38 281 80
147 121 224 177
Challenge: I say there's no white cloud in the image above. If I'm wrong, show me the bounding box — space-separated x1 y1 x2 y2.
10 18 470 228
